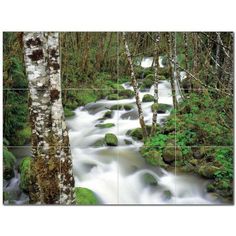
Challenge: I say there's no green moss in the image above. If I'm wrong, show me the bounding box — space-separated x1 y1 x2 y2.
92 139 105 148
123 104 133 110
75 187 98 205
110 104 133 110
142 94 154 102
107 94 122 100
19 156 32 192
151 103 172 113
95 123 115 128
142 150 166 167
143 173 158 186
17 126 31 145
118 89 135 98
126 128 143 140
105 133 118 146
3 147 16 180
198 165 220 179
64 107 75 118
103 110 113 118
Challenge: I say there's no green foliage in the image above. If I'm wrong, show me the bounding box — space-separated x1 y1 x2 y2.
64 107 75 118
214 147 233 181
19 157 32 192
75 187 99 205
3 147 16 180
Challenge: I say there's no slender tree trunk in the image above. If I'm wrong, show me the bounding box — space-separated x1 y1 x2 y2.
23 32 75 205
151 33 160 136
166 33 177 109
122 32 148 139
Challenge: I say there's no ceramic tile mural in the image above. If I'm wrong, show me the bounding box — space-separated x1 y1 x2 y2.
3 32 234 205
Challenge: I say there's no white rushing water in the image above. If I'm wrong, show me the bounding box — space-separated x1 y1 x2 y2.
67 76 220 204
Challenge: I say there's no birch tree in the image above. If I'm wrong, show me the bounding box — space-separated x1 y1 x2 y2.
151 33 160 136
166 33 177 109
122 32 148 139
23 32 74 204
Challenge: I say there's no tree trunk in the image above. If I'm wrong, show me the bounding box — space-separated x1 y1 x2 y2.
151 33 160 136
122 32 148 139
23 32 75 205
166 33 177 109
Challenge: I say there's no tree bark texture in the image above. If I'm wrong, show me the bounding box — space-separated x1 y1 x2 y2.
23 32 75 205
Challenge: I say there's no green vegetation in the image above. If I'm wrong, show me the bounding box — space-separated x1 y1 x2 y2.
75 187 99 205
104 133 118 146
142 94 154 102
95 123 115 128
19 157 33 193
3 147 16 180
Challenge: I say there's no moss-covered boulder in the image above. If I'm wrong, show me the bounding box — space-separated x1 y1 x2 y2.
118 89 135 98
95 123 115 129
103 110 113 119
141 78 153 89
92 138 105 148
107 94 123 100
142 173 158 186
142 94 154 102
162 140 182 163
126 128 143 140
124 139 133 145
161 190 173 200
192 146 206 159
3 147 16 180
110 104 133 111
75 187 99 205
151 103 172 113
126 126 152 140
19 156 33 193
105 133 118 146
198 165 220 179
142 149 167 167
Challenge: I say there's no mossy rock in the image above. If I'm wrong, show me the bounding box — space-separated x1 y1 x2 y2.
143 150 167 167
95 123 115 129
142 94 154 102
118 89 135 98
126 126 152 140
159 67 171 77
162 141 182 163
192 146 206 159
110 104 133 111
123 104 133 110
64 107 75 118
75 187 98 205
105 133 118 146
151 103 172 113
142 78 153 89
142 173 158 186
92 138 105 148
161 190 173 200
111 83 124 91
19 156 33 193
124 139 133 145
198 165 220 179
107 94 124 100
3 147 16 180
103 110 113 119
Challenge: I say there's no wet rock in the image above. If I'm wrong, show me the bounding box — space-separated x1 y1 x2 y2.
75 187 99 205
105 133 118 146
103 110 113 119
107 94 124 100
110 104 133 111
161 190 173 200
126 128 143 140
120 110 139 120
124 139 133 145
95 123 115 129
151 103 172 113
92 139 105 148
197 165 220 178
162 140 182 163
118 89 135 98
142 94 154 102
142 173 158 186
3 147 16 180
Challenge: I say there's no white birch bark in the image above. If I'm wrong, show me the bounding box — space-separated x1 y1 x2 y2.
122 32 148 139
151 33 160 136
23 32 74 205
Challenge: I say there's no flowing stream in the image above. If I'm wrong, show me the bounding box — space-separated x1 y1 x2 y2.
67 78 220 204
4 57 221 205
